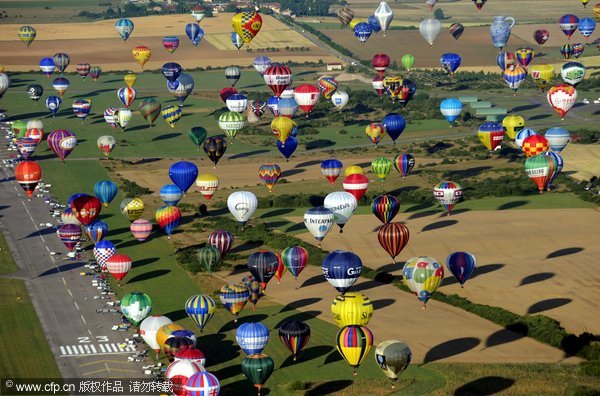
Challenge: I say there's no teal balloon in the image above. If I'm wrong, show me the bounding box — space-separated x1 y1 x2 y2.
93 180 118 208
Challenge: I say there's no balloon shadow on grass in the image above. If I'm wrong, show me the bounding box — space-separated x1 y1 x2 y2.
300 274 326 288
164 309 187 322
545 247 584 259
518 272 554 287
378 261 404 273
230 240 264 254
295 160 321 168
212 363 242 382
422 337 480 364
218 314 269 333
454 376 515 395
285 222 306 233
319 350 344 367
421 220 458 232
279 297 321 314
512 103 540 112
274 311 321 329
305 380 353 396
126 269 170 283
484 328 525 349
497 200 528 210
527 298 571 314
280 345 334 369
200 333 240 367
229 149 270 159
152 132 181 141
260 208 294 218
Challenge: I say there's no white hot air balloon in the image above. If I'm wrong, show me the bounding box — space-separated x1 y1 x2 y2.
165 360 205 396
116 108 132 130
139 315 172 352
227 191 258 227
0 73 10 99
303 206 335 247
419 18 441 46
324 192 358 233
27 119 44 130
374 2 393 35
225 94 248 113
331 91 349 110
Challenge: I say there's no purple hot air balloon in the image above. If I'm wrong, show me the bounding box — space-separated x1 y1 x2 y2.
47 129 77 161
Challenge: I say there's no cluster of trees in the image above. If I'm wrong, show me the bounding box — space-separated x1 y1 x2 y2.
285 17 354 58
119 178 151 198
78 2 198 20
277 0 333 16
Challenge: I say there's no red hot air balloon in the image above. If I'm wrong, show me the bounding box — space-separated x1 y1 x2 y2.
378 223 409 262
219 87 238 103
263 64 292 98
15 160 42 199
534 29 549 46
343 174 369 202
106 253 132 285
71 195 102 226
293 84 320 117
372 54 390 77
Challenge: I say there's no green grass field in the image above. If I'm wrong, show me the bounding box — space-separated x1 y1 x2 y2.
0 232 18 274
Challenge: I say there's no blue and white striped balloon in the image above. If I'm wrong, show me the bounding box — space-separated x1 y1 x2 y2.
160 184 183 206
544 151 564 187
236 322 269 355
440 98 463 125
515 128 538 148
544 127 570 152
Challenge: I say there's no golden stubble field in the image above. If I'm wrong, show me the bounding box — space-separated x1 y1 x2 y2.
0 14 337 71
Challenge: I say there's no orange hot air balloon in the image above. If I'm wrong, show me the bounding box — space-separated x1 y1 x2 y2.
522 134 549 157
15 161 42 198
132 46 151 68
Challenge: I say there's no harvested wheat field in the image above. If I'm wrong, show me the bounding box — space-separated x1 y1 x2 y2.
0 13 336 71
285 208 600 335
561 144 600 181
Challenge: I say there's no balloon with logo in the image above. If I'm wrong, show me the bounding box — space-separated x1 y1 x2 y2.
525 154 554 193
445 252 476 287
203 136 227 168
322 250 362 294
353 22 373 44
529 64 555 92
561 62 585 87
477 122 505 151
16 138 38 160
47 129 77 161
293 84 320 117
304 207 334 248
547 84 577 119
97 135 115 157
155 206 181 238
163 36 179 54
185 23 204 47
115 18 134 41
402 256 444 308
578 17 596 38
232 11 262 45
374 340 412 386
324 191 358 232
71 195 102 226
120 292 153 327
121 197 145 222
162 105 182 129
52 77 69 97
236 322 269 356
331 292 373 328
365 123 384 146
440 98 462 126
26 84 43 103
227 191 257 227
331 90 349 110
336 325 374 374
258 164 281 193
271 116 294 146
161 62 182 84
241 354 274 395
263 64 292 98
440 53 461 74
45 96 62 117
433 181 462 215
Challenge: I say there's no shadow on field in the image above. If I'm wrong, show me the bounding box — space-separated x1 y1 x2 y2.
518 272 555 287
23 227 57 238
421 219 457 232
306 139 335 150
422 337 480 364
527 298 572 314
320 350 344 367
295 160 321 168
306 380 353 396
378 261 404 273
125 124 151 132
530 114 551 121
230 240 263 254
281 168 305 178
443 166 492 179
152 133 181 141
127 269 170 283
546 247 584 259
163 309 187 322
211 363 241 382
301 274 326 288
229 149 270 159
371 298 395 309
265 220 291 229
133 257 159 268
37 261 85 277
484 328 524 349
408 210 438 220
200 333 240 367
512 103 540 112
12 111 48 120
260 208 294 218
444 208 470 216
0 205 9 210
497 200 528 210
280 345 334 368
454 376 515 395
71 89 114 98
279 297 322 314
285 223 306 233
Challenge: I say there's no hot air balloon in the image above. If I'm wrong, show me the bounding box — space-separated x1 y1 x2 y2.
208 230 234 257
323 191 358 233
93 240 115 269
374 1 393 35
331 91 349 110
103 107 117 129
490 16 515 49
581 0 592 6
162 62 182 83
472 0 487 11
130 219 152 242
263 64 292 98
354 22 373 44
16 138 38 160
156 205 181 238
218 111 245 143
279 246 308 280
337 7 354 27
393 153 415 178
168 161 198 194
419 18 441 46
71 195 101 226
503 65 527 92
219 283 250 321
271 116 294 146
547 84 577 119
185 294 216 333
116 108 132 131
440 53 461 74
186 23 204 47
39 57 55 78
117 199 143 221
53 52 70 74
522 134 549 157
185 371 220 396
162 105 182 128
204 136 227 168
18 25 36 47
382 113 406 143
169 73 194 106
163 337 194 358
139 98 161 126
231 31 244 50
544 151 563 188
232 11 262 45
250 100 267 119
253 56 272 76
242 354 274 395
445 252 476 287
197 246 222 274
502 115 525 140
322 250 362 294
47 129 76 161
24 84 42 105
236 322 269 356
449 23 464 40
123 71 136 87
331 292 373 329
188 127 207 149
371 195 400 224
160 184 183 206
579 17 596 38
72 99 92 122
45 96 62 117
132 46 151 69
175 348 206 364
97 135 115 157
106 253 132 285
293 84 320 117
336 325 374 374
304 207 335 247
378 222 410 262
515 127 538 148
89 66 102 81
525 154 555 193
227 191 257 226
75 63 90 79
258 164 281 192
559 14 580 39
433 181 462 215
496 51 516 71
278 319 310 362
371 157 393 182
226 94 248 113
196 173 219 201
343 174 369 202
121 292 153 326
320 159 343 186
440 98 462 126
115 18 134 41
140 315 172 352
365 123 384 146
477 121 505 151
572 43 585 59
93 180 118 208
162 36 179 54
317 76 338 100
534 29 550 46
58 224 81 252
529 64 555 92
246 251 278 291
402 256 444 307
515 47 535 69
224 66 241 86
372 76 385 98
277 97 298 118
560 44 575 60
425 0 438 10
166 360 203 396
52 77 69 97
345 166 364 177
374 340 412 386
545 127 570 152
561 62 586 87
371 53 390 77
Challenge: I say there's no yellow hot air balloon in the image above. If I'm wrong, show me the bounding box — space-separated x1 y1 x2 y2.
232 11 263 45
124 72 137 88
502 114 525 140
349 18 364 29
344 165 364 177
336 325 374 374
132 46 151 68
529 64 555 92
18 25 36 47
0 65 4 73
196 173 219 200
331 293 374 328
271 116 294 145
120 197 145 222
155 323 184 349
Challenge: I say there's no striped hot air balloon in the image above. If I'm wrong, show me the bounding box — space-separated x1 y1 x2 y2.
279 319 310 361
185 294 216 332
343 173 369 202
331 292 373 328
106 254 132 285
371 157 393 182
162 105 182 128
263 64 292 98
525 154 555 193
72 99 92 121
89 66 102 81
115 18 134 41
47 129 77 161
76 63 91 79
236 322 270 355
477 122 505 151
18 25 36 47
184 371 220 396
393 153 415 177
219 283 250 322
208 230 234 257
371 195 400 224
433 181 462 215
293 84 320 116
130 219 153 241
218 111 245 142
440 98 462 126
160 184 183 206
281 246 308 279
155 206 181 238
162 36 180 54
196 173 219 200
197 246 221 274
321 159 343 186
258 164 281 192
378 222 410 262
336 325 374 374
58 224 82 252
515 127 538 148
94 180 118 208
503 65 527 92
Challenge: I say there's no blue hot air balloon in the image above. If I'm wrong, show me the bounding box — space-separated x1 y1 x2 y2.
86 220 108 244
322 250 362 294
161 62 182 83
440 98 463 126
45 96 62 117
93 180 118 208
115 18 134 41
236 322 269 355
559 14 579 39
160 184 183 206
277 97 298 118
267 96 280 116
544 151 564 188
440 53 462 74
169 161 198 194
368 15 381 32
53 53 70 74
168 73 194 106
354 22 373 44
321 159 343 186
185 294 216 332
544 127 570 152
277 136 298 161
578 18 596 39
231 32 244 50
382 113 406 144
39 57 55 78
185 23 204 47
445 251 476 287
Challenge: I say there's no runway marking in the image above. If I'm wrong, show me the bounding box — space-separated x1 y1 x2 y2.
74 301 80 311
67 288 73 297
81 314 87 325
78 359 131 366
87 329 93 336
59 343 136 357
62 278 67 286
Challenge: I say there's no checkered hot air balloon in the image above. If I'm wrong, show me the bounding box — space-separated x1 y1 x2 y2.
93 240 115 269
232 11 262 44
522 134 549 157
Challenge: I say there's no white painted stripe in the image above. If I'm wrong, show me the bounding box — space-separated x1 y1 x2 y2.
65 346 73 355
99 344 106 353
90 345 97 353
62 278 67 286
110 344 119 352
78 345 85 354
73 302 79 311
60 346 66 355
67 289 73 297
80 315 86 325
83 345 91 353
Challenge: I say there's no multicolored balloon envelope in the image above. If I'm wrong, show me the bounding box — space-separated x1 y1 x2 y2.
433 181 462 215
208 230 234 256
47 129 77 161
281 246 308 279
477 122 505 151
219 283 250 322
336 325 374 374
278 319 310 361
130 219 152 241
377 222 410 262
393 153 415 177
155 205 181 237
402 256 444 307
71 195 102 226
371 195 400 224
120 292 152 326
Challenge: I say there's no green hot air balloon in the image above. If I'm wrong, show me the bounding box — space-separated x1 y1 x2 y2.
12 120 29 138
138 98 162 126
401 54 415 71
197 246 222 274
218 111 245 143
120 292 153 326
241 353 274 396
371 157 393 182
188 127 208 149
